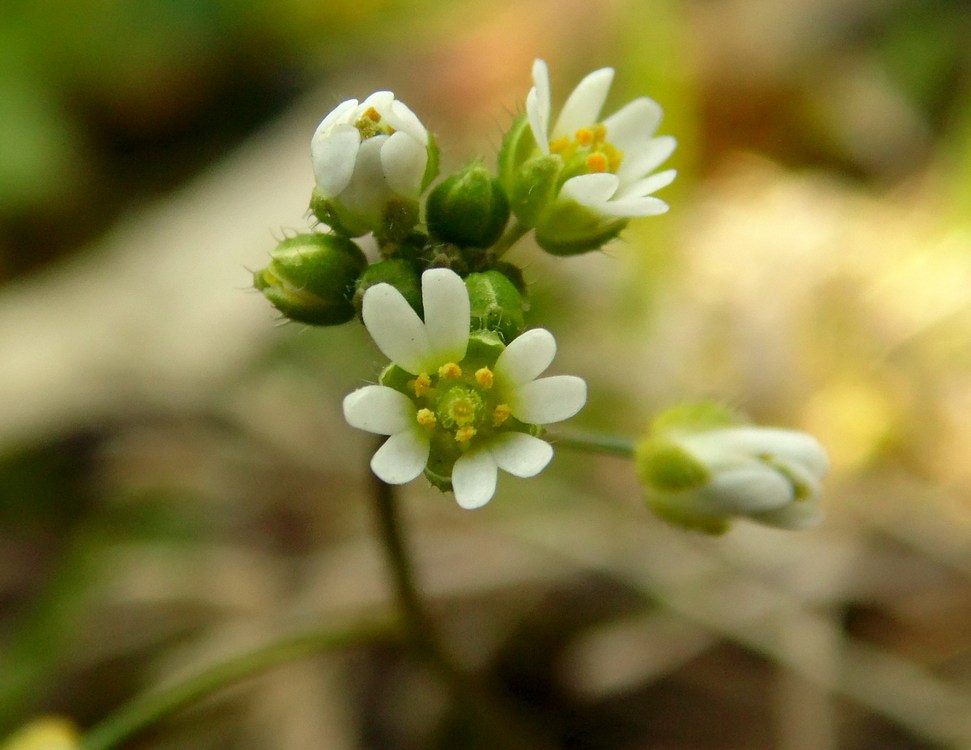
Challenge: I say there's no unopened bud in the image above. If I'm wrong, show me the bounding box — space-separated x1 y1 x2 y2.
426 162 510 248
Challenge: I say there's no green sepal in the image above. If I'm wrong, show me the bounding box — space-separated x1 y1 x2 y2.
534 200 627 256
498 114 539 190
651 402 743 436
465 270 526 342
634 438 710 492
507 154 562 228
253 233 366 325
426 161 510 248
421 131 441 193
644 491 732 535
379 197 420 244
354 259 423 318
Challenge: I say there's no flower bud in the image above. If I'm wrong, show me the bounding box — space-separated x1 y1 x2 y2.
426 161 510 248
354 258 423 318
253 233 366 325
465 270 526 342
635 403 829 534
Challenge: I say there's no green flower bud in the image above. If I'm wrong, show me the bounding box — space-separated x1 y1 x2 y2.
354 258 423 317
465 270 526 342
426 161 510 248
533 199 627 256
253 233 366 325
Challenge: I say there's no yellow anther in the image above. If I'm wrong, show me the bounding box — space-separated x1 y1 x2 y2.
575 127 594 146
413 373 432 397
492 404 511 427
475 367 494 389
455 425 477 443
549 136 570 153
591 123 607 142
438 362 462 379
586 153 608 173
416 408 437 429
364 107 382 122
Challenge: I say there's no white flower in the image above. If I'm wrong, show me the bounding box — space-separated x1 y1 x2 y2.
343 268 586 509
637 413 829 533
311 91 431 237
526 59 676 218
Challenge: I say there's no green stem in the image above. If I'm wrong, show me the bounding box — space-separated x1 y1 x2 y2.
369 471 553 750
551 428 637 458
491 221 529 259
80 621 393 750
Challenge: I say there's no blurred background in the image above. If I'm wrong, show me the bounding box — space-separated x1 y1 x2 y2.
3 0 971 747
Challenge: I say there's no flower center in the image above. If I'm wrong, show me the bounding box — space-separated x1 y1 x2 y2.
355 106 396 140
549 124 623 176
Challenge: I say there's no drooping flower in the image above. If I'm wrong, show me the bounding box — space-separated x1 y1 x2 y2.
310 91 436 240
343 268 586 509
635 403 829 534
500 59 677 254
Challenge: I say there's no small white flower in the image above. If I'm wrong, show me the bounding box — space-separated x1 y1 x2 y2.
311 91 430 236
343 268 586 509
526 59 676 218
637 409 829 533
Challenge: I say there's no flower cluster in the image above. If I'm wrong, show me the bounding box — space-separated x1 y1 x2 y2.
252 59 828 523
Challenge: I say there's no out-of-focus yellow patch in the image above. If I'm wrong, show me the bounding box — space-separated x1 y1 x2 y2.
1 718 80 750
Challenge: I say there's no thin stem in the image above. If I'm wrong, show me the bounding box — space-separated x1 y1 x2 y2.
81 621 394 750
551 428 637 458
491 221 529 259
369 471 554 750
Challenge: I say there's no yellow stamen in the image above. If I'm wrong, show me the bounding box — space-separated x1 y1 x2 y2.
455 425 477 443
438 362 462 379
575 127 593 146
586 153 608 172
492 404 511 427
416 408 437 429
364 107 381 122
413 373 432 398
549 136 570 153
592 123 607 142
475 367 494 389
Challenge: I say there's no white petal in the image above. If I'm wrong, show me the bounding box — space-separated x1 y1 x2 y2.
452 449 498 509
511 375 587 425
616 169 677 200
527 59 551 153
709 428 829 479
371 429 429 484
593 196 669 218
343 385 415 435
602 97 663 147
553 67 614 138
747 498 824 530
381 131 427 196
420 269 469 365
494 328 556 389
361 90 394 112
699 467 793 512
489 432 553 477
385 98 428 144
362 282 432 374
317 98 359 133
559 173 620 207
617 136 677 184
311 125 360 197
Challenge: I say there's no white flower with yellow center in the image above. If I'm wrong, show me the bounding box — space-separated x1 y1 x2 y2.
343 268 586 509
311 91 432 238
526 58 677 219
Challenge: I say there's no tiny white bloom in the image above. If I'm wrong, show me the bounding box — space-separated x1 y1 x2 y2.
311 91 431 237
526 59 676 218
343 268 586 509
637 407 829 533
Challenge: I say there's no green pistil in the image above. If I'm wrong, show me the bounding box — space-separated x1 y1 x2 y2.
437 386 484 429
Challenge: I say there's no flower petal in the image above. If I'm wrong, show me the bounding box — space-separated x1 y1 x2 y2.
616 169 677 200
602 97 663 148
616 136 677 184
511 375 587 424
593 196 669 218
343 385 415 435
489 432 553 477
699 466 795 512
559 173 620 207
527 59 551 154
385 98 429 144
710 428 829 479
371 429 430 484
747 497 824 530
452 449 499 509
421 269 470 365
311 125 360 197
362 282 432 374
553 67 614 139
318 98 359 133
494 328 556 389
381 130 427 197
